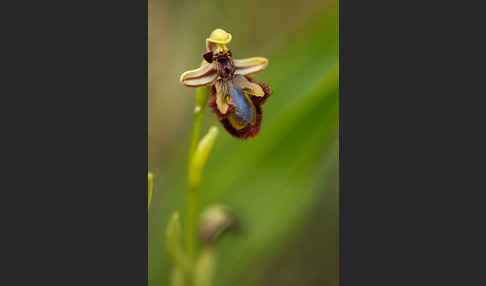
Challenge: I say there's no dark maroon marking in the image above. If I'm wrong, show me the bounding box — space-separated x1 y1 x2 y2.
211 53 235 79
202 51 213 63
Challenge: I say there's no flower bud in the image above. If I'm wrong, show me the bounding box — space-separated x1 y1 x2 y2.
189 126 219 188
198 204 237 244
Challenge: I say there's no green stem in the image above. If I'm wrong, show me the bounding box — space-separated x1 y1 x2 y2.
185 86 209 278
189 86 210 159
186 183 200 262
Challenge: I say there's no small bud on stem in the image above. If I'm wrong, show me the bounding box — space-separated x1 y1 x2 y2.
199 204 237 244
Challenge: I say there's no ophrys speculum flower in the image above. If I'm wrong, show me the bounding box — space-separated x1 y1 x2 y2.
180 28 271 139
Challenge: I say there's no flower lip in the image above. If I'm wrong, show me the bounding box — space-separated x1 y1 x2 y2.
208 76 271 139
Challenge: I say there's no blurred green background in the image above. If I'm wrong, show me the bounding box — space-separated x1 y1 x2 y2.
149 0 339 285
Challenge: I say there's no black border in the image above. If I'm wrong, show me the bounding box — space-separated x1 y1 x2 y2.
339 0 477 285
8 0 148 284
6 0 477 284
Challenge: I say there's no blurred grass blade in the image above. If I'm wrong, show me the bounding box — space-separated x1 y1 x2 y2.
148 172 153 208
165 212 190 271
170 267 185 286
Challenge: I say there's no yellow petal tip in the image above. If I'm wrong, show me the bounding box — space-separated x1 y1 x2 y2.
207 28 232 44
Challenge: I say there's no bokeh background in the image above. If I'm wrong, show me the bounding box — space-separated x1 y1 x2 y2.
149 0 338 285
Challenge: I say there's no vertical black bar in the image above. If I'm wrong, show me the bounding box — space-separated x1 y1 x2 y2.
5 0 149 284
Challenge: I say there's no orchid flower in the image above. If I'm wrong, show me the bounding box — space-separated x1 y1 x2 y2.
180 29 271 139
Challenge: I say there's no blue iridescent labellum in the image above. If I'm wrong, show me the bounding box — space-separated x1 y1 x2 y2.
179 29 271 139
209 76 270 139
229 86 255 126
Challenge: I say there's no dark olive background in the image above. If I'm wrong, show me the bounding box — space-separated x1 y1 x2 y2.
149 0 338 285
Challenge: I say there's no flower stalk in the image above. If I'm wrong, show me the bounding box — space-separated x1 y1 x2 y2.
168 87 218 286
188 86 210 160
186 85 212 266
